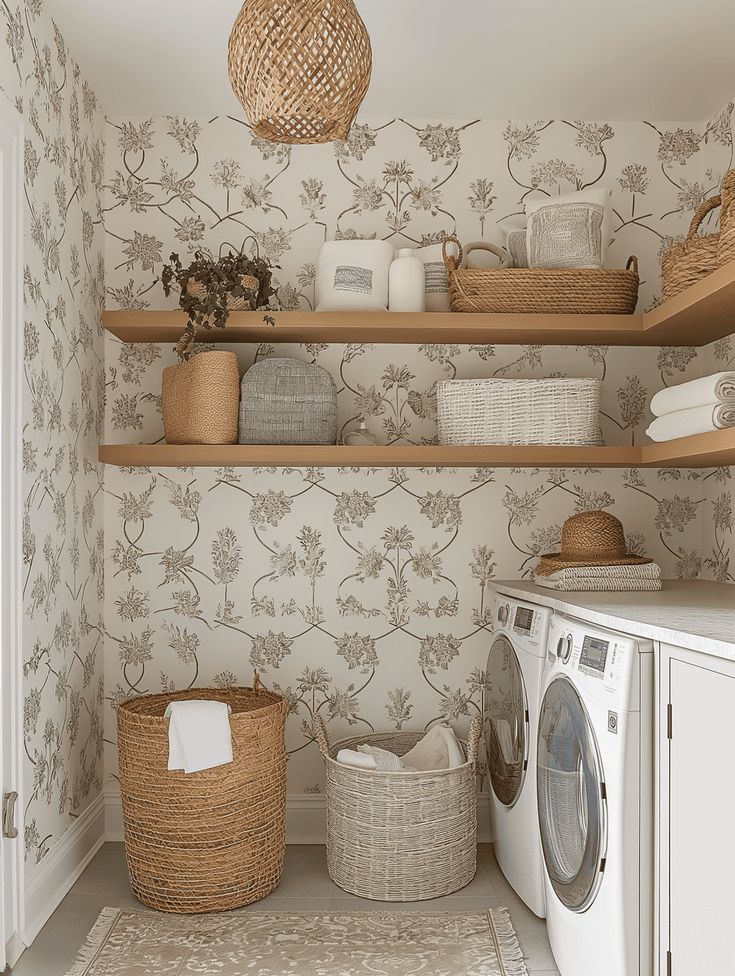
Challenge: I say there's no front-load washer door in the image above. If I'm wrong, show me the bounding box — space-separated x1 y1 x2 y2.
537 675 607 912
485 635 528 807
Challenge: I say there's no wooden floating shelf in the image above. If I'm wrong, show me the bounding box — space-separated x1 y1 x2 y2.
102 259 735 347
99 428 735 469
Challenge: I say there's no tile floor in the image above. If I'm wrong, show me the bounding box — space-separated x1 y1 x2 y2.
9 843 559 975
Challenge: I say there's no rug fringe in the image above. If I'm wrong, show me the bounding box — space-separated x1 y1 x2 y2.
489 907 530 976
64 907 121 976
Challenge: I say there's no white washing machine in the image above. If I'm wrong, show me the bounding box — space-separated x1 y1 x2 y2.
537 612 654 976
484 591 552 918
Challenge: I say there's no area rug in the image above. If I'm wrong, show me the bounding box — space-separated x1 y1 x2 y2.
67 906 529 975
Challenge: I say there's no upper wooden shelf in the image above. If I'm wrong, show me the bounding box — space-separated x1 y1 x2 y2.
98 427 735 469
102 259 735 347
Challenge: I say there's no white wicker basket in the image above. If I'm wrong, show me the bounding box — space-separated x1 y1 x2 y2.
437 377 602 446
314 715 482 902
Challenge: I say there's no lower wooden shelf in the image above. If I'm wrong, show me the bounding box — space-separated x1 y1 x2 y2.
98 427 735 468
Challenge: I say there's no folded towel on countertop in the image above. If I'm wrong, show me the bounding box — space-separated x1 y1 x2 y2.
164 699 233 774
535 565 662 592
650 371 735 417
646 403 735 442
336 748 378 771
537 563 661 580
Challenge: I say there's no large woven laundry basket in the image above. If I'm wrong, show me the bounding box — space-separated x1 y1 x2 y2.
314 715 482 901
437 376 602 446
117 680 287 913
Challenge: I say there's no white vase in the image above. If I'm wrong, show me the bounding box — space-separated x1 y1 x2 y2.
342 420 378 446
389 249 426 312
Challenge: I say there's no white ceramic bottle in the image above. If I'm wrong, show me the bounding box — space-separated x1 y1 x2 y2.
389 249 426 312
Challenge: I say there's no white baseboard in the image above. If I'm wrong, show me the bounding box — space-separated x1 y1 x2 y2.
23 792 106 945
104 786 493 846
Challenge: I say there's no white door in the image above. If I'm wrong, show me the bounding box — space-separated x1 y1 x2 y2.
667 653 735 976
0 92 25 969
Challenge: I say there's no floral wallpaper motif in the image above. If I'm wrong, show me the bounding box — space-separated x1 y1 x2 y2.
0 1 105 871
102 112 732 793
695 98 735 585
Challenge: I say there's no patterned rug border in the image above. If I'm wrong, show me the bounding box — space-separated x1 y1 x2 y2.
66 905 529 976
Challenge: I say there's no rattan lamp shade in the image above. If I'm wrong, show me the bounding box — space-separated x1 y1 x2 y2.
228 0 372 145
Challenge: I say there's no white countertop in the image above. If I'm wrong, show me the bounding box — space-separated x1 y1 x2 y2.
491 580 735 662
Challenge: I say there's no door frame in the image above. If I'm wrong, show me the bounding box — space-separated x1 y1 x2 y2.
0 89 26 968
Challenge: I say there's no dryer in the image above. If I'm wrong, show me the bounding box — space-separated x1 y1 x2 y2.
537 612 654 976
484 591 552 917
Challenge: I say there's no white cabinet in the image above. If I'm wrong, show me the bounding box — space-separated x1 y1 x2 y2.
657 643 735 976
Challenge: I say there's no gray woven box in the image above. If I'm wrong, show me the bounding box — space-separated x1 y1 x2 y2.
238 358 338 445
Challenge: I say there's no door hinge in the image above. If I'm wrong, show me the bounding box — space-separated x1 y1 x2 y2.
667 703 673 740
600 780 607 800
2 791 18 839
599 856 606 873
666 949 672 976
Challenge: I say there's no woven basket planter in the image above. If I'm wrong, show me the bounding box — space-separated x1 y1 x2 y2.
185 273 259 312
719 169 735 266
661 195 721 302
437 376 602 447
162 350 241 445
442 237 639 314
117 682 288 914
314 715 482 901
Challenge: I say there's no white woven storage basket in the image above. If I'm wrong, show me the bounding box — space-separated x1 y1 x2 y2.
314 715 481 902
437 377 602 446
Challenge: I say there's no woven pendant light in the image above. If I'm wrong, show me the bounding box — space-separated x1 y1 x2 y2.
228 0 372 145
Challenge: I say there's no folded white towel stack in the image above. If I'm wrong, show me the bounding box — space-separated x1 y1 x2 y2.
647 371 735 442
535 562 662 591
164 699 233 774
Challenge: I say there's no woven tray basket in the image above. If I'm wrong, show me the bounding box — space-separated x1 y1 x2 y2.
718 169 735 266
162 350 241 445
437 376 602 446
442 236 639 314
117 681 287 914
314 715 481 901
660 195 721 301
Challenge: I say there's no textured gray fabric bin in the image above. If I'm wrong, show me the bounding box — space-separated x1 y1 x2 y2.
239 358 338 445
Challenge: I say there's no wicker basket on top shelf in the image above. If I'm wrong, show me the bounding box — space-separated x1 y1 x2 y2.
442 236 639 314
660 195 721 302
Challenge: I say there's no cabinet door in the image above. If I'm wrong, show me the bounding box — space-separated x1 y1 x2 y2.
667 654 735 976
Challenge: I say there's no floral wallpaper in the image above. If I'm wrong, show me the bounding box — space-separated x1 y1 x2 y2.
102 112 733 793
0 1 105 873
697 98 735 585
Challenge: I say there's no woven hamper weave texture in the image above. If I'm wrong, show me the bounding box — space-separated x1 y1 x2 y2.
239 357 338 445
437 377 602 446
117 683 287 914
314 715 481 901
442 236 639 314
162 350 241 445
660 195 721 302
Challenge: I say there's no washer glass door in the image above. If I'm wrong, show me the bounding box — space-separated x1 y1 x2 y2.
484 635 528 807
537 675 607 912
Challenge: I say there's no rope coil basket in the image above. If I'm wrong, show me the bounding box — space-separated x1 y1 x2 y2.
228 0 372 145
660 195 721 302
437 377 602 446
162 350 241 445
442 236 639 314
117 681 287 914
314 715 482 901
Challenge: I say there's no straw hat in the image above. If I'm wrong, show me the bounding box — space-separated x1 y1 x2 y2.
534 510 651 576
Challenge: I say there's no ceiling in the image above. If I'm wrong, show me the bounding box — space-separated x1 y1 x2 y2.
45 0 735 121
